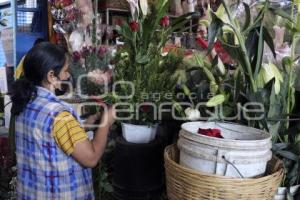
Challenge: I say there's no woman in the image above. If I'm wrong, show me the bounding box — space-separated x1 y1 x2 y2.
11 42 115 199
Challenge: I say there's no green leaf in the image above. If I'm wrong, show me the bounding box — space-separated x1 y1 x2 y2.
103 183 113 192
206 94 225 107
242 2 251 31
262 26 276 59
115 25 122 33
135 54 149 64
296 14 300 31
170 12 194 27
245 28 259 58
277 150 298 161
254 23 264 78
282 57 293 73
272 143 288 151
208 12 223 53
267 79 281 120
268 122 281 139
243 7 264 34
182 85 191 96
269 8 294 23
262 63 283 94
202 67 216 83
217 57 226 75
172 101 184 116
218 38 242 63
194 53 205 67
292 142 300 155
233 68 243 101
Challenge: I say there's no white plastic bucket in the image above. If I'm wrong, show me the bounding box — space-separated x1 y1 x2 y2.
122 123 157 144
274 185 300 200
177 121 272 178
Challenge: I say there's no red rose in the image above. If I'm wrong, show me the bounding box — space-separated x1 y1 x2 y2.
140 103 152 113
160 16 170 27
129 21 139 32
72 51 81 62
198 128 223 138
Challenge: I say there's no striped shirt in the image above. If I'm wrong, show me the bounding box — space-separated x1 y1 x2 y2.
53 111 88 155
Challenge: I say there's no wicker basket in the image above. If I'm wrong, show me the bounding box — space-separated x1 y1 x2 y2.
164 144 284 200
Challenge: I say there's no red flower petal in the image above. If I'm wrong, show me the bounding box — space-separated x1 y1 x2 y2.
129 21 139 32
198 128 223 138
196 37 209 49
160 16 170 27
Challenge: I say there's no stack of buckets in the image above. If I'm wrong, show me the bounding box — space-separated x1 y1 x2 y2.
177 121 272 178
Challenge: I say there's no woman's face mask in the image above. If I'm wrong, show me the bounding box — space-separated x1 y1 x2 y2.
55 62 72 96
55 77 72 96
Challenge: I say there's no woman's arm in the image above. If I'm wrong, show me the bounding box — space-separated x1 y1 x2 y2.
71 106 115 167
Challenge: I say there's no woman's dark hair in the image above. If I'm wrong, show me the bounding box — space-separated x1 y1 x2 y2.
11 42 67 115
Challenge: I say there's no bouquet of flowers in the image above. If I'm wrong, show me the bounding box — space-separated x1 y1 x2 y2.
71 45 114 96
114 0 193 125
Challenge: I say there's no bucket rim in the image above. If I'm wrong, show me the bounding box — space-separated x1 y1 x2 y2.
180 121 271 143
121 122 158 129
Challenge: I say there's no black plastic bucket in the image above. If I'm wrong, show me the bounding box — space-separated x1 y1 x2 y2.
112 136 164 200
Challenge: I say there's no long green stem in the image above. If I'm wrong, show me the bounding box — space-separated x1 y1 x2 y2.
254 2 269 79
221 0 257 92
284 1 299 141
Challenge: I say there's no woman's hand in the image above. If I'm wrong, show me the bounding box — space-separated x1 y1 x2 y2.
83 112 101 131
99 106 116 128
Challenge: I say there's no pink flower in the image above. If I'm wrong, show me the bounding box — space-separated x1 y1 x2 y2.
72 51 81 62
87 69 113 85
129 21 139 32
160 16 170 27
98 46 108 58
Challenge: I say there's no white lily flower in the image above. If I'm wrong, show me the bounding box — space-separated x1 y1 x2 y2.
127 0 139 20
185 107 200 121
139 0 148 17
69 30 84 52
